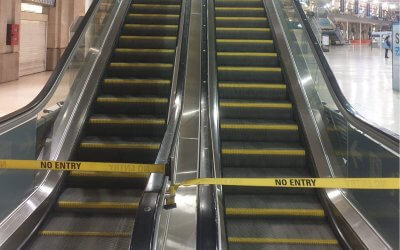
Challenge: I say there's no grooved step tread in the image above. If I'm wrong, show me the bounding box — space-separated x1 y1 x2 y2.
38 231 131 238
218 66 281 72
120 35 177 40
80 141 160 150
128 13 179 18
218 52 277 57
110 62 173 68
103 78 171 85
228 237 338 245
96 96 168 104
89 117 165 125
216 16 267 21
69 171 149 179
58 201 139 210
217 27 270 32
124 24 178 29
220 101 292 109
132 3 180 8
221 122 298 131
217 39 273 44
219 82 285 89
216 7 264 10
226 208 325 217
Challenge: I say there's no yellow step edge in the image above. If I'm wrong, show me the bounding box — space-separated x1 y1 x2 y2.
97 97 168 104
38 231 131 238
217 39 273 44
219 83 285 89
124 24 178 29
218 66 281 72
80 142 160 150
58 201 139 210
70 171 149 178
104 79 171 85
215 7 264 10
115 48 175 53
132 4 180 8
226 208 325 217
220 101 291 109
221 123 298 131
110 63 173 69
222 148 305 156
217 52 276 57
216 17 267 21
216 27 270 32
228 237 338 245
129 14 179 18
120 35 177 40
89 118 165 125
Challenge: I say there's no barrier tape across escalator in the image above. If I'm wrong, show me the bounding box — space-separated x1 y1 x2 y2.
0 160 398 192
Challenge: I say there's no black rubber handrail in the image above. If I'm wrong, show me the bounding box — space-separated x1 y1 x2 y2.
0 0 100 124
293 0 399 151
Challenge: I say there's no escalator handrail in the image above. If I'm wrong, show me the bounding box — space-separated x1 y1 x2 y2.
0 0 100 129
292 0 399 152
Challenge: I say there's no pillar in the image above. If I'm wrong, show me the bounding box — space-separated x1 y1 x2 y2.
0 0 21 83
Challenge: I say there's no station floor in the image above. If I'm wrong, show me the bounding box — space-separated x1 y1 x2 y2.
325 45 399 134
0 71 52 118
0 46 398 135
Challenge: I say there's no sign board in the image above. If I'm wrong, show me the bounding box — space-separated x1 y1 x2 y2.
393 22 400 91
22 0 56 6
6 24 19 46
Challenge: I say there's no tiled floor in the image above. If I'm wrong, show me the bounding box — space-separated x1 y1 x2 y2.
325 45 400 134
0 71 52 118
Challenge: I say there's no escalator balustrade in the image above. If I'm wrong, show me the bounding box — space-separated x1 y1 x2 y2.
214 0 341 248
24 1 181 248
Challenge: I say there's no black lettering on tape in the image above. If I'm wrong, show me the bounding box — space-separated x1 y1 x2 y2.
275 179 287 186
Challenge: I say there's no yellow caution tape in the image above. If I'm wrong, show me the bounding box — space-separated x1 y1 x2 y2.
0 159 165 174
168 177 400 196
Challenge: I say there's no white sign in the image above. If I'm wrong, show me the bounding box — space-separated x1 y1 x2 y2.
393 22 400 91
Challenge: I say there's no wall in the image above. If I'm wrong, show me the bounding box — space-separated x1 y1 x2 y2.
0 0 21 83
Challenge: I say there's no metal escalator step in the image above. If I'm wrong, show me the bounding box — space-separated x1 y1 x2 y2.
114 48 175 63
215 7 265 17
215 0 262 7
86 115 166 137
77 137 160 163
216 27 272 40
126 14 180 25
220 119 299 141
217 52 278 66
217 39 274 52
119 35 177 49
225 218 339 246
226 208 325 217
218 66 282 82
68 171 148 188
219 99 292 119
102 78 171 95
131 4 181 14
221 141 305 168
108 62 173 78
122 24 178 36
95 96 168 115
38 231 131 237
219 82 286 99
57 201 139 213
216 17 267 28
69 171 149 178
134 0 181 5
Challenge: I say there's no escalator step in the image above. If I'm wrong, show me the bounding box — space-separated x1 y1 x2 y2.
217 52 278 67
216 27 272 40
228 238 340 250
218 66 282 82
221 141 305 168
113 48 175 63
219 99 292 119
108 62 173 78
102 78 171 95
131 4 181 14
77 138 160 163
226 208 325 217
122 24 178 36
119 36 177 49
95 96 169 115
215 0 262 7
134 0 181 4
126 14 180 25
215 7 265 17
67 171 148 188
217 39 274 52
225 218 339 247
220 119 299 141
216 17 267 28
219 82 286 100
86 115 166 137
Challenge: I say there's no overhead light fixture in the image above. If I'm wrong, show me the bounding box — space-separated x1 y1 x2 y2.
21 3 43 13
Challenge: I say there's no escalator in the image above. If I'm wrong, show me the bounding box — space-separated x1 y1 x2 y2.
23 0 182 248
213 0 341 248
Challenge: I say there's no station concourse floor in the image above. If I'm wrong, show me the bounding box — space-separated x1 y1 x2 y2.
325 45 399 135
0 45 399 135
